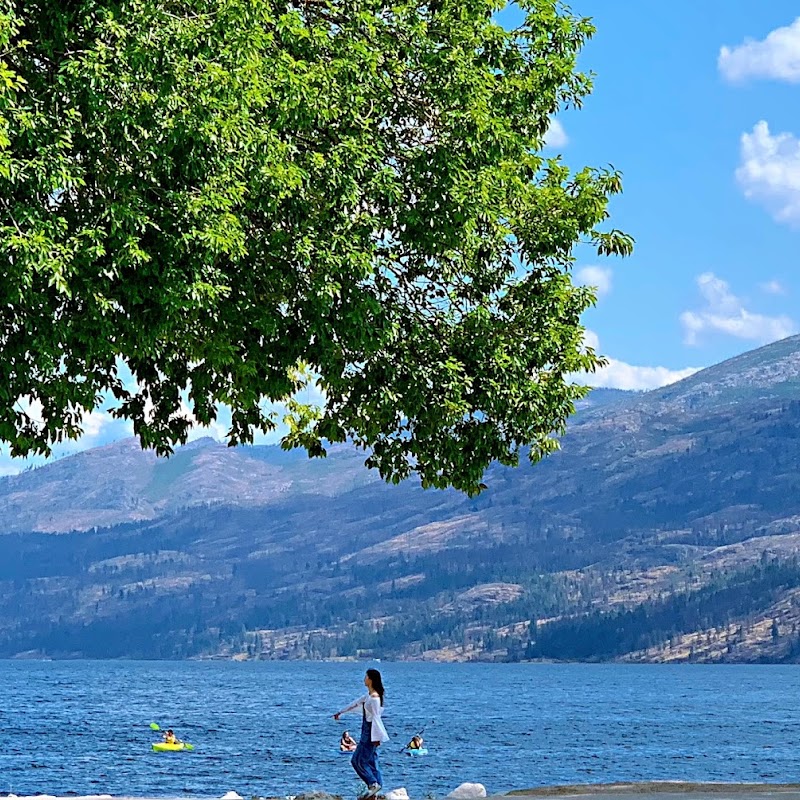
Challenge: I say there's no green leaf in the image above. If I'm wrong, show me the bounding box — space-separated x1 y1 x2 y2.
0 0 631 495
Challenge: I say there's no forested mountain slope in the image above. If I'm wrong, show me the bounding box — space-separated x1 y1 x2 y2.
2 337 800 662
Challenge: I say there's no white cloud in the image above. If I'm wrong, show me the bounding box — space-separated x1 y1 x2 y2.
544 119 568 148
580 329 700 391
80 409 115 439
8 398 125 446
760 279 787 295
582 329 601 352
680 272 796 346
736 121 800 225
586 361 700 391
576 265 613 298
719 18 800 83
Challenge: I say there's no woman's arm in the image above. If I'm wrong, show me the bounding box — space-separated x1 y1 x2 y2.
333 694 367 719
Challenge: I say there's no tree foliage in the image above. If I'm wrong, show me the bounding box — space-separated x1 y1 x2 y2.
0 0 632 493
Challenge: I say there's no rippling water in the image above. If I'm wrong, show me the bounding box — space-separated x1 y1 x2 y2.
1 661 799 799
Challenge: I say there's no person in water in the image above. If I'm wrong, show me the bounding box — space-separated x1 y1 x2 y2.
340 730 357 752
163 729 181 745
333 668 389 799
406 734 424 751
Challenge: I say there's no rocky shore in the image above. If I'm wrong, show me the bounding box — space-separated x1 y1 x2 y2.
258 784 800 800
508 785 800 798
8 785 800 800
510 781 800 800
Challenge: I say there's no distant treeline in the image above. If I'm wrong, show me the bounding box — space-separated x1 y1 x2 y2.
2 507 800 662
521 557 800 661
297 557 800 663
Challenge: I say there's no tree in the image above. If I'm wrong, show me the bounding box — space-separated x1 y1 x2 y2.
0 0 632 493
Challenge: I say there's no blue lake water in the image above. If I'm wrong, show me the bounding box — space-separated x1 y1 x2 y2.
1 661 799 799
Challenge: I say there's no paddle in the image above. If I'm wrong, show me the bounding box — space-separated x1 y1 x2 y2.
149 722 195 750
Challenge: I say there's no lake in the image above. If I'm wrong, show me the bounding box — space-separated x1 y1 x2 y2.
0 661 798 799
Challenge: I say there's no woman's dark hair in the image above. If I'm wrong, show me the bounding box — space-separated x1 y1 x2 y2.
366 668 385 706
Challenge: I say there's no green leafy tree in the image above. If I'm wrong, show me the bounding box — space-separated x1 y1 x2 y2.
0 0 632 493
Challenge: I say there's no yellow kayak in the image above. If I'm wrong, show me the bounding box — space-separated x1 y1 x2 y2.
152 742 189 752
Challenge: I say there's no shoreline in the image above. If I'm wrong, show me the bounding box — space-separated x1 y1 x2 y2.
506 785 800 798
8 784 800 800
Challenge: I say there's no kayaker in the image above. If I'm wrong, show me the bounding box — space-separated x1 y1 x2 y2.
340 730 357 752
333 668 389 799
163 729 181 745
407 734 424 751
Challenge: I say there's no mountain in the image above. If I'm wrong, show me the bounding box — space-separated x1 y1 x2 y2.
574 387 637 411
2 336 800 662
0 386 631 536
0 437 381 533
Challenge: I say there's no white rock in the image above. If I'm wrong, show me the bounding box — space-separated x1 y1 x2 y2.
446 783 487 800
385 789 410 800
221 792 244 800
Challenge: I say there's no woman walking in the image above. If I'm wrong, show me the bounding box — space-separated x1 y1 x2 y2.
333 668 389 798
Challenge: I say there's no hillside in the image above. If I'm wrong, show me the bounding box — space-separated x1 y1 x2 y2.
2 336 800 662
0 438 381 533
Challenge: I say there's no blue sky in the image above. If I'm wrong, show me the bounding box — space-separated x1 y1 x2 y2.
2 1 799 474
528 0 800 388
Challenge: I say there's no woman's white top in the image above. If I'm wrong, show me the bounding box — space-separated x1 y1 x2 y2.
337 693 390 743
